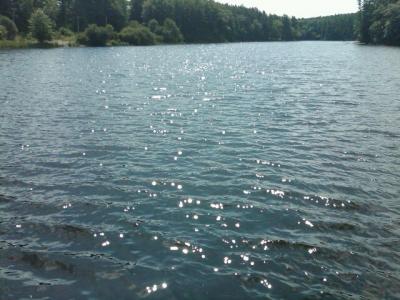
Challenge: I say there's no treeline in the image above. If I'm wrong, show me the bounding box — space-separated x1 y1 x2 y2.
0 0 358 46
359 0 400 45
299 14 357 41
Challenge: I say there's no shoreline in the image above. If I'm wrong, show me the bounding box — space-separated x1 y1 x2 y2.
2 39 398 50
0 38 76 49
0 38 359 50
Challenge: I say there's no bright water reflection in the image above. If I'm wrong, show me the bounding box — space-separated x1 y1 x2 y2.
0 42 400 299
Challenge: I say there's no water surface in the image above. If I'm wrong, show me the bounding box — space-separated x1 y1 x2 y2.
1 42 400 299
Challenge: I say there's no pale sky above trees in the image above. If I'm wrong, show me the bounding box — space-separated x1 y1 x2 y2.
215 0 358 18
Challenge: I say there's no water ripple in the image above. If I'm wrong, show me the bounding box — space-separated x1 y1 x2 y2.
1 42 400 299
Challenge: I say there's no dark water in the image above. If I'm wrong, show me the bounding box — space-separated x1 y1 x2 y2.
1 42 400 299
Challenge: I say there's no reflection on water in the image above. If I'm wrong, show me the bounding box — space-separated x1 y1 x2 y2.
1 42 400 299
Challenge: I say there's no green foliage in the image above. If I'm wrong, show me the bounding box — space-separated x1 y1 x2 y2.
139 0 354 43
106 0 129 31
0 15 18 40
29 9 53 42
58 27 73 37
0 0 29 32
383 1 400 45
119 22 159 45
0 25 6 40
282 15 293 41
76 32 88 45
359 0 400 45
142 0 175 24
130 0 145 22
81 24 115 46
146 18 183 43
109 38 127 46
299 14 356 41
4 0 397 47
160 18 183 43
56 0 128 32
148 19 161 34
0 37 33 48
42 0 59 22
0 0 56 32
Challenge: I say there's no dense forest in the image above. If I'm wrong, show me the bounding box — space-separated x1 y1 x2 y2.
358 0 400 45
0 0 397 46
298 14 356 41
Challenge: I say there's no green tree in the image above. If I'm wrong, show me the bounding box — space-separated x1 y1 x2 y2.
130 0 144 21
160 18 183 43
119 22 159 45
0 25 6 40
271 18 283 40
382 1 400 45
147 18 161 33
105 0 129 31
58 26 73 36
358 0 374 43
1 0 387 46
81 24 114 46
0 15 18 39
29 9 53 42
299 14 356 41
42 0 59 22
142 0 174 23
281 15 293 40
357 0 400 45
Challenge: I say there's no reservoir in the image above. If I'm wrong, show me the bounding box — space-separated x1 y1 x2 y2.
1 41 399 299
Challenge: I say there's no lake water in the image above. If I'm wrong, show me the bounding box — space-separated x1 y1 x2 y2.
1 42 400 299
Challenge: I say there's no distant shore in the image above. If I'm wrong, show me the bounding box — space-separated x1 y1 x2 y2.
0 37 360 50
0 38 75 49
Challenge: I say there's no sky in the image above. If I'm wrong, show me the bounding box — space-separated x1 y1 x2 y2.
215 0 359 18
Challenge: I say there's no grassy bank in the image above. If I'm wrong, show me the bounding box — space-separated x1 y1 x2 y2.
0 36 78 49
0 37 34 49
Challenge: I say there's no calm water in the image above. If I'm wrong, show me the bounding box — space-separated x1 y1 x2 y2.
1 42 400 299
